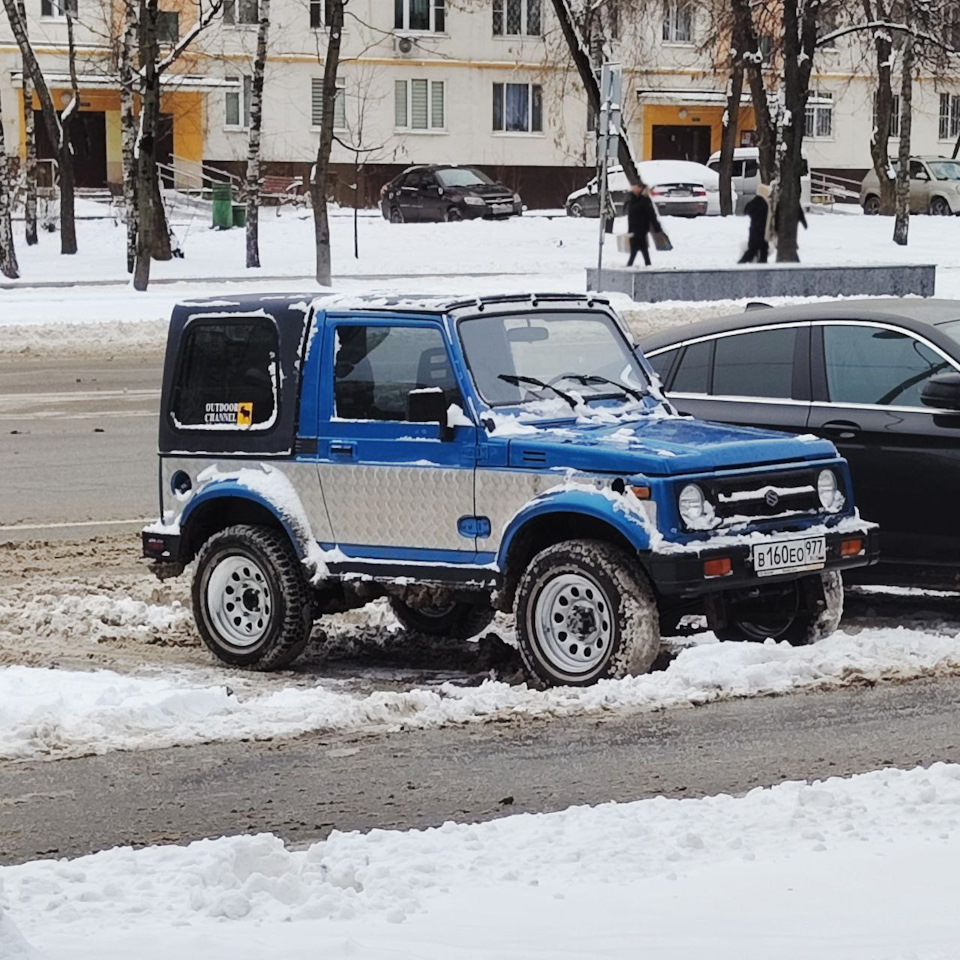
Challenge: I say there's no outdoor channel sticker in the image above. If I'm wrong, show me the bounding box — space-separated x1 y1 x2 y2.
205 402 254 427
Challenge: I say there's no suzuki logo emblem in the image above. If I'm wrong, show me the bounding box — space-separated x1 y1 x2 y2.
764 489 780 508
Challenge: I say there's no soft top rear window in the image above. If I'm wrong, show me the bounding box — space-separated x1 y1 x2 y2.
171 317 279 431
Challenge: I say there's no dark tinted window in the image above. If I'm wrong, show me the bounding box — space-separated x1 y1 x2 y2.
672 340 712 394
713 328 797 398
647 347 679 382
172 319 278 429
744 159 759 177
334 325 459 421
823 324 950 407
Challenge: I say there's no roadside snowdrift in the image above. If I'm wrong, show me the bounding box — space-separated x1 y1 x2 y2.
4 763 960 958
3 623 960 761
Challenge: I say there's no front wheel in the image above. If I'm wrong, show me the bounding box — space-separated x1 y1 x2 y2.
193 524 313 670
863 195 881 215
714 570 843 646
445 206 464 222
515 539 661 688
930 196 953 216
568 201 584 218
389 596 495 639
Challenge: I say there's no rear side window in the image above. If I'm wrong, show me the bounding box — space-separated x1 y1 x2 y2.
647 347 678 382
713 328 797 399
172 318 278 430
671 340 712 394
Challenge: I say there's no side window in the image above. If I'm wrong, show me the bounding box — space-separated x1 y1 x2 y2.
647 347 679 383
823 324 950 407
418 172 438 189
172 318 278 429
707 161 720 173
910 160 929 181
671 340 712 394
334 325 459 422
401 172 420 188
712 327 797 399
743 159 759 178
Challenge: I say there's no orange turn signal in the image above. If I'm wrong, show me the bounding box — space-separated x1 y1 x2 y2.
840 537 864 558
630 485 651 500
703 557 732 578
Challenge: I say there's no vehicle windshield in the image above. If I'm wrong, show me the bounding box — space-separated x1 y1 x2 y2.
459 310 651 409
928 161 960 180
436 167 494 188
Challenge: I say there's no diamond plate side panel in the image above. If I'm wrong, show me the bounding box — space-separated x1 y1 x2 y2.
477 470 561 550
319 464 473 550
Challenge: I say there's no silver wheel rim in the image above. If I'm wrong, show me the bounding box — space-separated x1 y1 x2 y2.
207 554 273 648
533 572 613 676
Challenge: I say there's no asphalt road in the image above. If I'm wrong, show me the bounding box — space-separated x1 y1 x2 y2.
3 675 959 864
0 355 161 534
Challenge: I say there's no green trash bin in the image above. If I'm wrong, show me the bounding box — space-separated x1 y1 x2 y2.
212 182 233 229
232 203 247 228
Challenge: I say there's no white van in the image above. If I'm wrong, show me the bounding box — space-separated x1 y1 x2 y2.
707 147 812 214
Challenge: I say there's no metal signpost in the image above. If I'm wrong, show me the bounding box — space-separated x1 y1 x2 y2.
596 62 622 289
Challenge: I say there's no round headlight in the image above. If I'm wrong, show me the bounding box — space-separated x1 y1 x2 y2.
678 483 707 526
817 469 841 512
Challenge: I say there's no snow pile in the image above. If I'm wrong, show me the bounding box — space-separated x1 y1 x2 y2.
0 899 40 960
4 624 960 761
5 764 960 958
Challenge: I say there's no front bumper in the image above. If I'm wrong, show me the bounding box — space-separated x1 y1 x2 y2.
143 529 181 562
647 525 880 597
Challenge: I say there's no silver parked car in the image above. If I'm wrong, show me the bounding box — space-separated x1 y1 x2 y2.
860 157 960 216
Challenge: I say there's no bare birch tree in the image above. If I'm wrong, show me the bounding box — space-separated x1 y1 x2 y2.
861 0 897 215
119 0 139 273
893 31 914 246
17 0 37 246
0 82 20 279
245 0 270 269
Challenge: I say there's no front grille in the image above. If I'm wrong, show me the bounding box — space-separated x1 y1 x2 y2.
702 468 823 523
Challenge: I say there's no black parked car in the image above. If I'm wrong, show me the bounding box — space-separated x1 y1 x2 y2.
640 299 960 588
379 165 522 223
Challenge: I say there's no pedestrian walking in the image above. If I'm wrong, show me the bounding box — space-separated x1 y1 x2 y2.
624 181 661 267
739 183 772 263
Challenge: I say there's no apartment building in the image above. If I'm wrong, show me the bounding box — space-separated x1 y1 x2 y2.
3 0 960 207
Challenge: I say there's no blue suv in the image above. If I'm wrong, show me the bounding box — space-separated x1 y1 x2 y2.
143 293 878 687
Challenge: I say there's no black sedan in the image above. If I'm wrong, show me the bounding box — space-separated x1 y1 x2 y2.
639 299 960 588
379 165 522 223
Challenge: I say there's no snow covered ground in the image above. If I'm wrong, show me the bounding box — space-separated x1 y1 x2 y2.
4 619 960 762
3 761 960 959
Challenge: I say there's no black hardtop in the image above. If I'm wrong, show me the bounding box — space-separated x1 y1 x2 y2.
639 298 960 355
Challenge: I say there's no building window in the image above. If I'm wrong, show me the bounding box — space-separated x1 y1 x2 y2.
312 78 346 130
40 0 78 17
395 0 445 32
805 93 833 139
492 82 542 133
940 93 960 140
225 76 253 128
874 93 901 138
395 79 445 131
310 0 333 27
662 1 693 43
223 0 258 25
157 11 179 43
493 0 541 37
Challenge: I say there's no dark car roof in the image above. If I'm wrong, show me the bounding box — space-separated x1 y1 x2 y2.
639 298 960 354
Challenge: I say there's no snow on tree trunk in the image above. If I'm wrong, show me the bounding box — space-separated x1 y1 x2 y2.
719 58 744 216
18 0 37 247
245 0 270 270
893 34 914 247
311 0 344 286
120 0 139 274
0 82 20 279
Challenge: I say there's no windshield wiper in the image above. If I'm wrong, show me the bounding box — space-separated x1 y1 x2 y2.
497 374 578 409
558 374 648 403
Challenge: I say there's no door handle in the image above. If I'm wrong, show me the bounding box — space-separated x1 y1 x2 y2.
820 420 861 440
329 442 356 459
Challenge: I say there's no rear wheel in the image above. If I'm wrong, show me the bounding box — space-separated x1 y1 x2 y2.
515 539 660 688
930 196 952 216
714 571 843 647
389 206 404 224
568 201 585 218
389 596 495 639
863 195 881 215
193 524 313 670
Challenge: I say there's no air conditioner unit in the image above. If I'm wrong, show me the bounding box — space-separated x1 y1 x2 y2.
394 34 415 55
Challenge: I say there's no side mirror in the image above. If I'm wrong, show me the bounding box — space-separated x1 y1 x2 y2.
407 388 454 440
921 372 960 411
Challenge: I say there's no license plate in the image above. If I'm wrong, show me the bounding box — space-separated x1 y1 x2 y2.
492 203 512 214
669 188 691 197
752 536 826 577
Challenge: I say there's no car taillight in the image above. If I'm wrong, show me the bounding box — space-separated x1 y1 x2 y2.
650 187 664 196
380 184 389 197
694 188 707 197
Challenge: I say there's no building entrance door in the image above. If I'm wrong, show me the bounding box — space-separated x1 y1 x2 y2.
651 124 712 164
35 110 108 188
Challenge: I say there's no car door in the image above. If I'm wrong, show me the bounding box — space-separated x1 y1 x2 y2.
910 160 931 213
317 316 481 564
396 171 423 221
651 323 812 435
807 320 960 565
417 171 444 222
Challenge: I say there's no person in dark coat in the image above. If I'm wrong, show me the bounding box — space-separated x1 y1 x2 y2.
624 181 661 267
739 183 772 263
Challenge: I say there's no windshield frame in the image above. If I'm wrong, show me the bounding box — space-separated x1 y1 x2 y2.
456 308 653 412
436 167 495 188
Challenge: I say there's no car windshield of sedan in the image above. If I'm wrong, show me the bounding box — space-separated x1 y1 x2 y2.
928 161 960 180
437 167 494 188
459 311 652 409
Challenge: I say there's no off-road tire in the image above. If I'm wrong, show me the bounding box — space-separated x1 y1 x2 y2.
193 524 313 670
389 597 496 640
863 195 881 215
515 539 661 688
714 570 843 647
